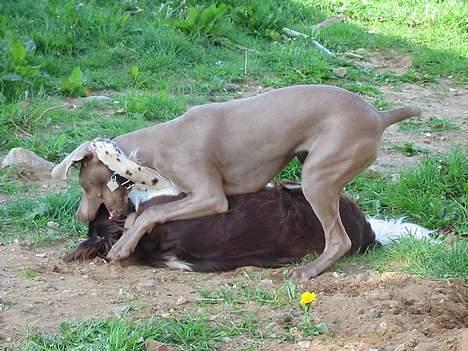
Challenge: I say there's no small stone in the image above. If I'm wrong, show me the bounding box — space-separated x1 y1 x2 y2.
35 253 47 258
176 296 189 306
406 339 418 348
224 83 241 92
354 272 369 282
380 271 399 281
332 272 340 278
137 280 155 290
80 95 113 103
205 279 223 288
261 279 274 289
424 132 432 137
445 336 456 344
448 88 462 96
414 342 440 351
112 305 129 316
378 321 388 335
333 67 347 78
368 308 383 319
459 329 468 351
145 340 172 351
47 221 60 230
394 344 406 351
297 341 311 348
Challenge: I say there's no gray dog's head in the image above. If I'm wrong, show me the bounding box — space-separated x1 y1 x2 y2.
51 141 129 222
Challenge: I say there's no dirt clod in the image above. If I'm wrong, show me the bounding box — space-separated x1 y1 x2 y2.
146 340 173 351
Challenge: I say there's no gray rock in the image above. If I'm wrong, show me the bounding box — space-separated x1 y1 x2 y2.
414 342 443 351
224 83 241 92
47 221 60 230
137 280 155 290
80 95 112 103
368 308 383 319
2 148 54 179
333 67 347 78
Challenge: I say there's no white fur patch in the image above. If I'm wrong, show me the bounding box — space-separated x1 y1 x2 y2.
368 217 435 245
162 255 193 271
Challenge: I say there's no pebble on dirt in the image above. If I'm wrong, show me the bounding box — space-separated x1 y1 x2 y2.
145 340 174 351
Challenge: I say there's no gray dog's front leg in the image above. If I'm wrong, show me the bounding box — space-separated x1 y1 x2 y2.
107 194 228 261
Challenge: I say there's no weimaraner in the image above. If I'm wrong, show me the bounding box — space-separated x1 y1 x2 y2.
52 84 420 281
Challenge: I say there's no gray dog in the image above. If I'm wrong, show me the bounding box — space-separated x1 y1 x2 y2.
52 85 420 281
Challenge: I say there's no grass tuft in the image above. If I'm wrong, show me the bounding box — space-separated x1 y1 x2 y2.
23 314 258 351
345 237 468 279
0 185 84 245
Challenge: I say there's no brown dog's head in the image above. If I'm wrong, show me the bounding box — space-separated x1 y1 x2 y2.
63 203 126 261
51 141 129 222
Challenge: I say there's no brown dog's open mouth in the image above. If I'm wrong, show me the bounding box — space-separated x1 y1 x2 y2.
105 206 124 221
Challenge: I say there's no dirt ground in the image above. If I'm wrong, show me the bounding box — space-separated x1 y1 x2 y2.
1 243 467 350
1 67 467 350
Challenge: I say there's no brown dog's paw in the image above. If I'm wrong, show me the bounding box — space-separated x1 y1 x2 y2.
63 243 99 262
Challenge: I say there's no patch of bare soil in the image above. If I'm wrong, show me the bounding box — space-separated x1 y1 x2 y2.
351 49 413 75
372 80 467 173
1 243 466 350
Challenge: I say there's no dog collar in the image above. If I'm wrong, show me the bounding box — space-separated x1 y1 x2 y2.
90 138 181 208
106 172 135 192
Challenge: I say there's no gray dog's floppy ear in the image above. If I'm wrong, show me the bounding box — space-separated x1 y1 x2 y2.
51 141 93 180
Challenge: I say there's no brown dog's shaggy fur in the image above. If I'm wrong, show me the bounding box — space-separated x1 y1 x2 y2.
65 185 376 272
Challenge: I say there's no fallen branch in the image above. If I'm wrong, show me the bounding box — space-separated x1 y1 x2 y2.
281 27 335 57
281 27 308 39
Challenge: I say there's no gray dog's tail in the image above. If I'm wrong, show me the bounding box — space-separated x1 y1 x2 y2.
379 106 421 129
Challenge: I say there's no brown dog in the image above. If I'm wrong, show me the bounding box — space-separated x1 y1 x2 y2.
65 185 377 271
52 85 420 281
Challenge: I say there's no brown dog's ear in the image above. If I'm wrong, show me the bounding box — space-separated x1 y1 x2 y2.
51 141 92 180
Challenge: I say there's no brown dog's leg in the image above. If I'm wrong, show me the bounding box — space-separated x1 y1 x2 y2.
289 140 377 282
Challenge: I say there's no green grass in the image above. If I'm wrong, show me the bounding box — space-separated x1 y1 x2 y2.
20 267 39 279
0 184 85 244
1 0 466 159
390 142 431 156
199 275 297 308
22 314 259 351
399 116 460 133
343 237 468 280
347 150 467 235
0 2 466 348
279 150 467 235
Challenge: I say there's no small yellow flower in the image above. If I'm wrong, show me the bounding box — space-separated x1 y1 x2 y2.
300 291 317 306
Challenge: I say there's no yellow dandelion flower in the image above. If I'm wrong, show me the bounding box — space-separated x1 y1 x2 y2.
300 291 317 306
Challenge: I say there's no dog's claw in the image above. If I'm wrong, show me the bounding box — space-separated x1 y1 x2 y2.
288 266 317 283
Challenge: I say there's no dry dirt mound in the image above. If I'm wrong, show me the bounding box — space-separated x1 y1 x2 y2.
1 243 466 350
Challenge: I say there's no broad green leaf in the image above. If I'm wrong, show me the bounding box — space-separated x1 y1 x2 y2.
69 66 83 87
10 42 26 66
130 65 139 81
